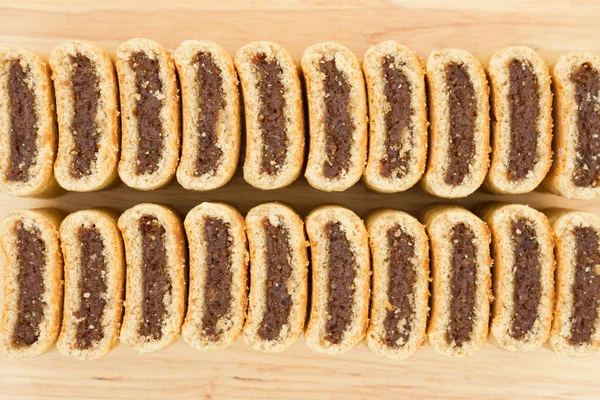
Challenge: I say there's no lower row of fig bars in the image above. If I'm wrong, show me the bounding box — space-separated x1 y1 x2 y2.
0 202 598 360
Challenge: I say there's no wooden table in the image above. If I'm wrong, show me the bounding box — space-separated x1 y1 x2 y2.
1 0 600 398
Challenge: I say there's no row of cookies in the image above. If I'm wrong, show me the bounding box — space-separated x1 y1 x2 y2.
1 202 599 359
1 40 599 198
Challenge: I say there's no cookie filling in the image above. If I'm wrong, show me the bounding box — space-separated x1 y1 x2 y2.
571 63 600 188
74 226 107 349
138 216 170 340
7 59 37 182
383 225 416 347
258 218 293 341
324 222 357 344
13 222 46 348
70 54 100 179
508 60 540 181
446 223 477 347
509 218 541 339
320 59 354 179
570 226 600 345
201 217 233 340
444 63 476 186
252 54 287 175
380 56 413 179
129 52 164 175
194 52 224 177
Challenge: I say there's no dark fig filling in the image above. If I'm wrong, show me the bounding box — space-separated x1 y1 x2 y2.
569 227 600 345
253 53 287 175
7 59 37 183
70 54 100 179
507 60 540 181
129 52 164 175
570 63 600 188
509 218 541 339
257 218 293 341
13 222 46 348
380 56 413 179
194 52 224 177
446 223 477 347
444 63 476 186
74 226 108 349
201 217 233 340
383 225 416 347
320 59 354 179
324 221 356 344
138 215 170 340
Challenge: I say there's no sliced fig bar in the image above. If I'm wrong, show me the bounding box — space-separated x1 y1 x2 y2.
422 49 490 198
56 209 125 360
485 204 554 351
486 47 553 194
550 210 600 356
366 210 429 359
236 42 305 190
243 203 308 352
0 49 57 197
571 63 600 189
116 39 180 191
423 205 491 357
305 205 370 354
363 41 428 193
50 40 120 192
0 210 63 357
175 41 240 191
182 202 248 350
303 42 367 192
546 53 600 199
118 204 186 353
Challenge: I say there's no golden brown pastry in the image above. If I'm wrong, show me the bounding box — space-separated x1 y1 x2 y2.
305 205 370 354
549 209 600 356
365 209 429 359
421 49 490 198
545 53 600 199
175 40 240 191
56 209 125 359
0 209 63 357
482 203 554 352
363 41 428 193
235 42 304 190
0 49 58 197
422 205 492 357
118 203 186 353
243 203 308 352
302 42 368 192
182 202 248 350
485 46 553 194
51 40 120 192
116 38 180 191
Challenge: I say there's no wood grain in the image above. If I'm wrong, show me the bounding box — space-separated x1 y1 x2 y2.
1 0 600 398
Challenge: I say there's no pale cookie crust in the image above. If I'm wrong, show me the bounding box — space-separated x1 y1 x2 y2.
363 41 428 193
421 49 490 198
0 209 63 358
422 204 492 357
0 49 58 197
51 40 120 192
305 205 370 354
303 42 368 192
243 202 308 352
175 40 240 191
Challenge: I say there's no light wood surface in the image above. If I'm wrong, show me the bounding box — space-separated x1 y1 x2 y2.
1 0 600 398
